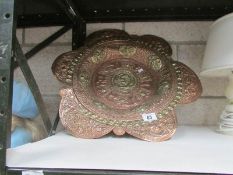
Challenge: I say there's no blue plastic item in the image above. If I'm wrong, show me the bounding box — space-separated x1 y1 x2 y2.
11 126 33 148
12 81 39 118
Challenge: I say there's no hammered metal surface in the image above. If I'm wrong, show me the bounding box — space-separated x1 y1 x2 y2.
133 35 173 57
52 47 88 85
73 40 179 123
176 62 202 104
125 110 177 142
85 29 130 47
59 88 114 138
59 88 177 141
54 29 202 142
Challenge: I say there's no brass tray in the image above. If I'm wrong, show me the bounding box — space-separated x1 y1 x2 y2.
52 29 202 142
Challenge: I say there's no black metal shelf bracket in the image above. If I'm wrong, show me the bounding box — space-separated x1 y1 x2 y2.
0 0 16 174
14 39 52 133
49 111 60 136
14 26 71 70
24 26 71 58
14 26 71 135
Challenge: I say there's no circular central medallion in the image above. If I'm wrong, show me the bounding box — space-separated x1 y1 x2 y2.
92 59 156 110
112 70 137 90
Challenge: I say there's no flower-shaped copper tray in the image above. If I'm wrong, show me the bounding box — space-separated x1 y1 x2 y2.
52 29 202 142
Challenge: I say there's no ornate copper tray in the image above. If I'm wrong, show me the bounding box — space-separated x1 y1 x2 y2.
52 29 202 142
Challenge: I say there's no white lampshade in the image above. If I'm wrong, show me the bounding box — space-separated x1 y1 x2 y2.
201 13 233 77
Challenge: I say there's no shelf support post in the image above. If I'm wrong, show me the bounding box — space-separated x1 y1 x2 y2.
0 0 16 174
72 20 86 50
57 0 86 50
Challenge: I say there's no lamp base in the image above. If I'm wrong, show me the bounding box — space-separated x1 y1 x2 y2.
217 104 233 135
217 74 233 135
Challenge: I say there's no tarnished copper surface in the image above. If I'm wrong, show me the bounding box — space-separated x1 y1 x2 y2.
53 29 202 142
84 29 130 47
176 62 202 104
59 88 114 138
52 47 87 85
134 35 173 57
59 88 177 141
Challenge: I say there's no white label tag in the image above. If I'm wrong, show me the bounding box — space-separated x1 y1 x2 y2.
22 170 44 175
142 113 157 122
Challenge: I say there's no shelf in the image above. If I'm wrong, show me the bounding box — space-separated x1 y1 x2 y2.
2 0 233 174
16 0 233 27
6 126 233 174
